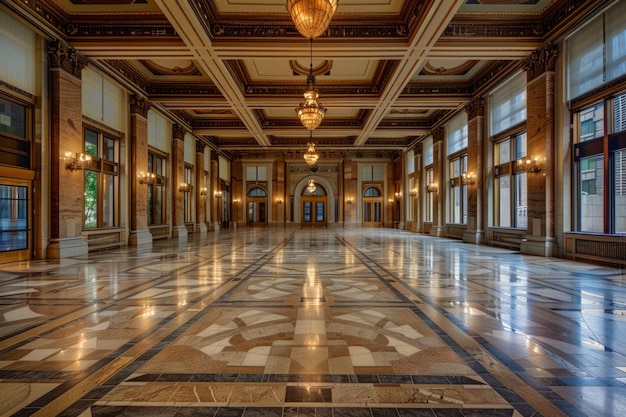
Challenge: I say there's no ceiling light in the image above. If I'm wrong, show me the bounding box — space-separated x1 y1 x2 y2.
307 179 317 194
303 137 319 166
296 39 326 130
287 0 338 39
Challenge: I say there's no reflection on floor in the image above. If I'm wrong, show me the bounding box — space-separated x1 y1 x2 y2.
1 228 625 417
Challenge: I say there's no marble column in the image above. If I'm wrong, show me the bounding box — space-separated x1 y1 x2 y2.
171 124 188 240
210 154 220 229
46 41 89 259
521 45 559 257
195 141 207 237
231 159 243 228
273 158 286 225
463 98 485 245
430 127 445 237
344 159 357 226
128 95 153 247
413 142 423 233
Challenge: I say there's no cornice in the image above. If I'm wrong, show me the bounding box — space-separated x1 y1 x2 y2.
442 22 543 38
147 83 222 97
104 60 149 92
192 119 247 129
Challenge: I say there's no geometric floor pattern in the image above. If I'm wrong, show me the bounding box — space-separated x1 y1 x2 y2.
1 228 625 417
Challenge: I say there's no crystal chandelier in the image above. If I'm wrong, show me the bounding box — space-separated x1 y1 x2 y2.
306 179 317 194
287 0 338 39
303 139 319 166
296 39 326 130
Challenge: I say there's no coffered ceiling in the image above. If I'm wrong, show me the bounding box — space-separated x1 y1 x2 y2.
4 0 602 156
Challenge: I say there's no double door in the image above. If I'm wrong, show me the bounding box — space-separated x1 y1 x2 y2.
302 197 326 228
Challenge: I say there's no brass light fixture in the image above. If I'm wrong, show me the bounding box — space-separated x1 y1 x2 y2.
286 0 338 39
296 39 326 130
63 152 91 170
306 179 317 194
303 133 319 166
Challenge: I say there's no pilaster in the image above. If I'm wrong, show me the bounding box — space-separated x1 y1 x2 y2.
521 44 559 257
171 124 188 240
195 140 208 236
128 94 153 247
46 40 89 258
430 127 445 237
463 98 485 245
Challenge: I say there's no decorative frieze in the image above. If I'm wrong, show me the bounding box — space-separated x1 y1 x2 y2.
442 23 543 38
47 40 88 79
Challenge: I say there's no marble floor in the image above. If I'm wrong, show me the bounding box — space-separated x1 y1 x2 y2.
0 228 625 417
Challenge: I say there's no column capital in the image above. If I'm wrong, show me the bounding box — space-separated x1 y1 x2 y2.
129 94 151 117
432 126 444 143
525 44 559 81
464 97 485 119
47 40 88 79
413 142 423 155
173 123 187 141
196 140 207 153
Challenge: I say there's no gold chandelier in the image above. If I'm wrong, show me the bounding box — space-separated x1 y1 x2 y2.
287 0 338 39
296 39 326 130
303 136 319 166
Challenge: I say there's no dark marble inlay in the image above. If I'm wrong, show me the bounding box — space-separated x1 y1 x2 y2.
285 386 333 402
123 373 488 385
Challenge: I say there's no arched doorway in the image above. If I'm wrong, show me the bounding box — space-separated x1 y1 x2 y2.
247 186 267 227
363 186 383 227
301 180 327 228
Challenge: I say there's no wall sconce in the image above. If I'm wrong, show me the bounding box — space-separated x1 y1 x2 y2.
138 172 155 185
276 198 283 204
233 198 240 204
519 155 541 174
214 190 222 197
461 172 476 185
64 152 91 170
346 197 353 204
179 182 191 192
394 192 401 199
409 188 418 196
426 183 438 193
200 187 208 196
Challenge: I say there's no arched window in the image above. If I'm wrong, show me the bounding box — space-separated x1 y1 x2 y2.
364 187 381 197
248 187 266 197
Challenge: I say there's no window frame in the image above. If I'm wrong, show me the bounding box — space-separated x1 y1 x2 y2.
147 150 167 226
573 90 626 234
83 125 119 229
492 129 528 229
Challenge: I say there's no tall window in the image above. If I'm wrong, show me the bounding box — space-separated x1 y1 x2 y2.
490 71 527 229
574 91 626 233
147 151 166 225
0 96 30 169
449 154 467 224
447 114 468 224
567 0 626 100
425 168 434 222
423 136 434 223
0 185 28 251
494 133 527 228
84 127 118 229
